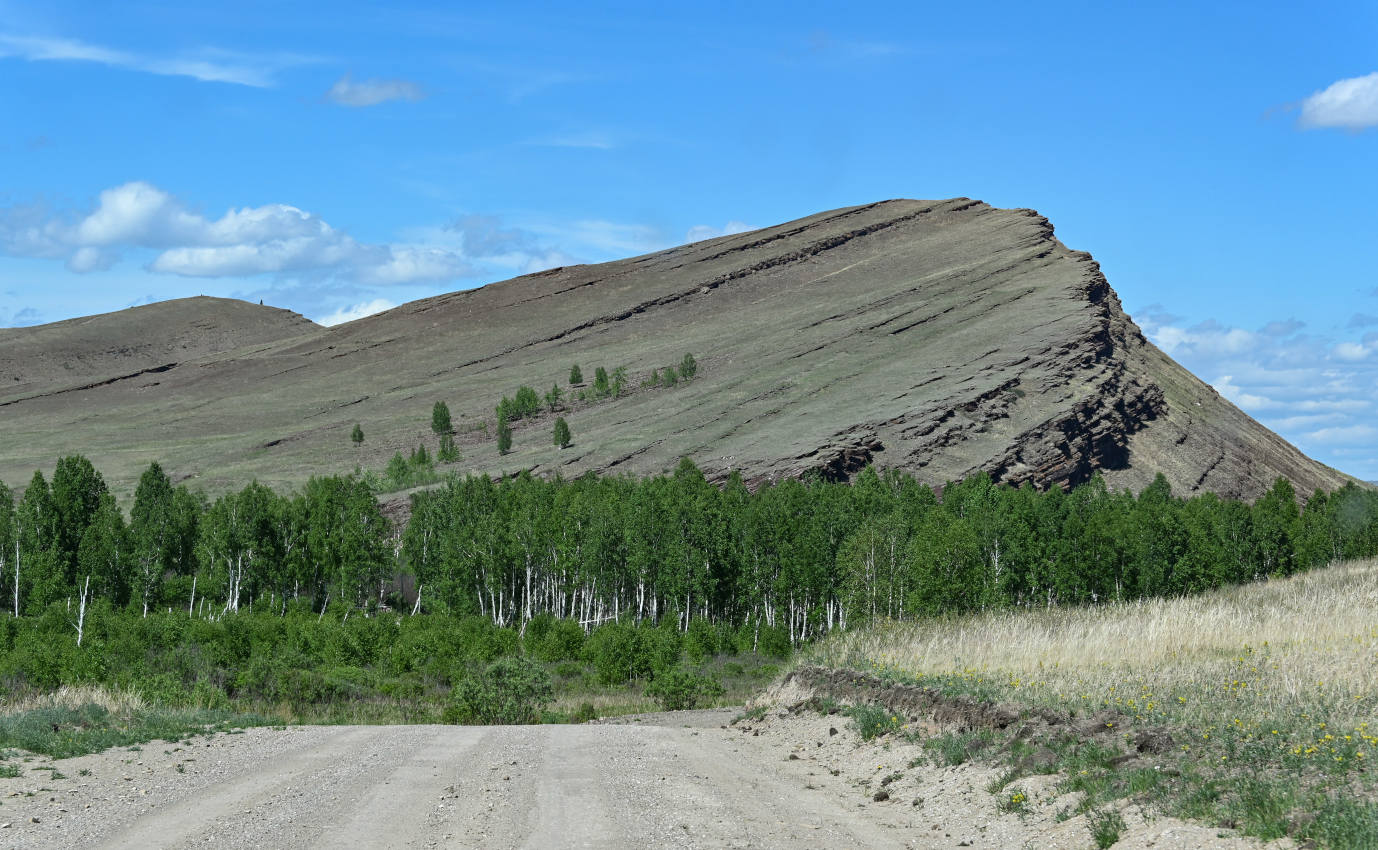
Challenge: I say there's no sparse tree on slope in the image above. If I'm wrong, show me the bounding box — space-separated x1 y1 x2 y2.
497 414 513 455
351 423 364 445
553 417 572 449
432 401 453 435
569 364 583 386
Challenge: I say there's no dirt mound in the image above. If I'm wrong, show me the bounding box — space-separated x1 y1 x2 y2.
760 665 1176 757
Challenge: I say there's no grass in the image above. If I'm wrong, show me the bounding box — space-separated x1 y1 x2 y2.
801 558 1378 847
0 684 269 761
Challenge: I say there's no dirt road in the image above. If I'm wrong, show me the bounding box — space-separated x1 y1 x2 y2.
0 707 1280 849
1 709 907 850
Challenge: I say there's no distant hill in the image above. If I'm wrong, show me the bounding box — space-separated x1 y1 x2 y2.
0 199 1357 502
0 296 318 397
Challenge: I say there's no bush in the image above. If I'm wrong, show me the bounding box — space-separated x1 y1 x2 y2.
444 656 553 725
586 623 650 685
642 622 683 675
757 624 792 659
645 667 724 711
526 616 585 663
684 618 717 664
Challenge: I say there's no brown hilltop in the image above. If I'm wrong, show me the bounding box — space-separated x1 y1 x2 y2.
0 199 1355 501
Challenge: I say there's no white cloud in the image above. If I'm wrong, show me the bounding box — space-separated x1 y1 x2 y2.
1148 320 1257 357
324 73 424 107
0 181 473 286
316 298 397 326
1333 336 1378 362
1298 71 1378 129
1136 306 1378 479
685 221 755 244
0 33 305 87
1303 424 1378 446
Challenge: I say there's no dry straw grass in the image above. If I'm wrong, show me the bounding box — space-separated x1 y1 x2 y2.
0 683 148 718
807 559 1378 729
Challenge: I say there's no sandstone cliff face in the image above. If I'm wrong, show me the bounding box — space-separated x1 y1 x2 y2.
0 200 1353 501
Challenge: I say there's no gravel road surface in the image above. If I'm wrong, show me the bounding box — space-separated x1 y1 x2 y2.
0 708 910 849
0 707 1281 849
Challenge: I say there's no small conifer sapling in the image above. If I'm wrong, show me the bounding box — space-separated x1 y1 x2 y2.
553 417 572 449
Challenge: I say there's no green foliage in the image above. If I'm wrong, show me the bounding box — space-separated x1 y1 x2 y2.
592 366 610 398
544 383 564 413
438 433 459 463
383 446 437 491
524 614 586 662
848 703 903 741
645 667 723 711
586 623 651 685
569 364 583 386
443 655 553 725
350 423 364 445
496 415 513 455
661 366 679 387
513 385 541 419
683 617 718 664
431 401 453 435
553 417 572 449
679 352 697 380
0 702 266 760
1086 808 1126 849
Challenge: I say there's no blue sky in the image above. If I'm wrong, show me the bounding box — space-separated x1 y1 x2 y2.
2 1 1376 479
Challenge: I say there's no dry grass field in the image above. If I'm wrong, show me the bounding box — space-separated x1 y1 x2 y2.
801 560 1378 846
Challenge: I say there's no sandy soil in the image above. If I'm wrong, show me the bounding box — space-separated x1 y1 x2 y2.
0 708 1288 849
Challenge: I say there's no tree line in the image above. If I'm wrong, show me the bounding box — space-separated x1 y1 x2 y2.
2 455 1377 646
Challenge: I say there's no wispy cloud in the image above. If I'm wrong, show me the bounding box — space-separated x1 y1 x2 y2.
0 181 473 286
0 33 312 87
804 31 906 60
0 305 42 328
318 298 397 326
1297 70 1378 129
324 73 425 107
684 221 755 244
531 131 616 150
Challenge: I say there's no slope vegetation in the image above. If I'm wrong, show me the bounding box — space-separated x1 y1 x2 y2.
0 199 1352 500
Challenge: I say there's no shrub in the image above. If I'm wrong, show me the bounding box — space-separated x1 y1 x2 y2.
586 623 650 685
643 622 683 675
528 617 585 663
757 624 792 659
444 655 553 725
848 703 902 741
645 667 724 711
684 618 717 664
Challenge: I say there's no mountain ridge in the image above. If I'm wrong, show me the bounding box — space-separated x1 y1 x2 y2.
0 199 1356 502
